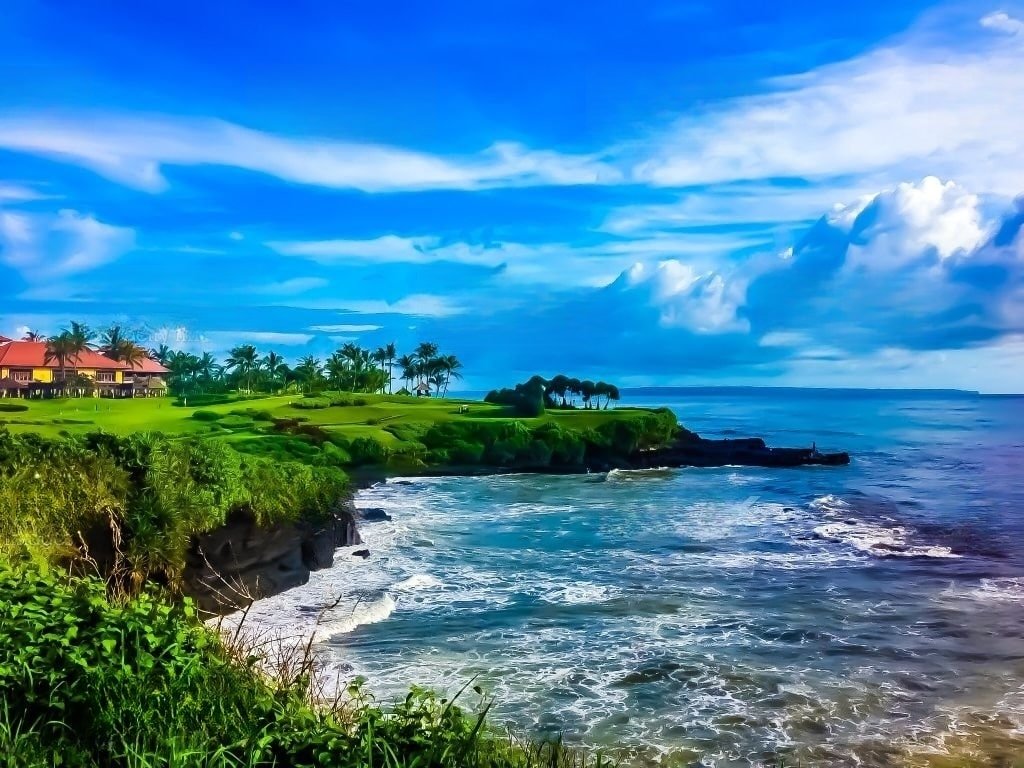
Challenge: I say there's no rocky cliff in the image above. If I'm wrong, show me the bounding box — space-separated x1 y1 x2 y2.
182 500 361 615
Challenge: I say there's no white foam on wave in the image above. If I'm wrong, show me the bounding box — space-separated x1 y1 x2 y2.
313 594 397 642
539 583 620 605
394 573 443 591
944 577 1024 602
605 467 673 481
813 521 960 559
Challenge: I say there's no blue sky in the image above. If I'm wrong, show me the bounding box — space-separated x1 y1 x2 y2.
1 1 1023 392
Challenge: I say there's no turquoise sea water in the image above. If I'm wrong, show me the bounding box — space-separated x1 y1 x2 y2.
238 389 1024 766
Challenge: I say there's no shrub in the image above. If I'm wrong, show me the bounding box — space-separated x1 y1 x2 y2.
348 437 390 466
0 403 28 413
191 409 223 421
291 398 330 410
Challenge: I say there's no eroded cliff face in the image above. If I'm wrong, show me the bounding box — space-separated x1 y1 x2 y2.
182 501 361 615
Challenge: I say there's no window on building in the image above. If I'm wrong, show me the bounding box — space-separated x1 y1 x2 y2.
96 372 116 383
11 369 32 382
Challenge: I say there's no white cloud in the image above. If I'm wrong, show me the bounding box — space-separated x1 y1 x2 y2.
288 293 463 317
308 323 382 333
0 183 46 202
228 231 245 241
250 277 328 295
616 260 749 333
629 12 1024 196
981 11 1024 35
0 208 136 279
0 114 617 193
202 330 314 346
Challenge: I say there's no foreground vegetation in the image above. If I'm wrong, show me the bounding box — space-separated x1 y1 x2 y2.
0 564 597 768
0 381 676 765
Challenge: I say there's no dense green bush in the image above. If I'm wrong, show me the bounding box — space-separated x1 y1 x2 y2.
291 398 330 410
191 409 224 421
348 437 390 466
0 402 28 413
1 565 577 768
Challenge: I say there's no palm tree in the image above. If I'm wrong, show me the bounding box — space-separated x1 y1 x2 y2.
197 352 220 386
414 342 438 362
262 351 287 392
372 347 388 394
21 330 44 342
68 322 96 351
326 352 347 390
224 344 259 393
438 354 463 398
294 356 323 393
396 354 416 393
44 333 78 395
384 342 397 394
119 342 147 369
150 344 172 365
99 325 128 359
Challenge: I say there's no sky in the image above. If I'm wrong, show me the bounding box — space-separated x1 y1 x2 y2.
1 1 1023 392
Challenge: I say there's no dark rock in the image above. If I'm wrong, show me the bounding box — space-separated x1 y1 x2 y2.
182 498 362 616
352 549 371 558
634 433 850 469
359 508 392 522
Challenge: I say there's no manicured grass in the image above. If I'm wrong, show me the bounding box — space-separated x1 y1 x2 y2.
0 393 644 445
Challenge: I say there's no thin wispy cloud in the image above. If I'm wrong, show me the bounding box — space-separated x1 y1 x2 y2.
0 208 135 279
0 115 618 193
629 12 1024 195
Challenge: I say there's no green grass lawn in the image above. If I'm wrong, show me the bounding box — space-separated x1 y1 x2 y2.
0 392 645 445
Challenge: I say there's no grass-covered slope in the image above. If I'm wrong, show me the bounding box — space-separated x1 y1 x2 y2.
0 393 679 474
0 564 593 768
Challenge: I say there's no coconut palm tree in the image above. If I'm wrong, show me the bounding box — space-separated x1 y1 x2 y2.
294 356 323 393
262 351 287 392
224 344 259 392
99 325 128 359
44 332 78 395
384 342 397 393
150 344 172 365
21 330 44 342
325 352 347 390
438 354 463 398
396 354 416 393
372 347 388 393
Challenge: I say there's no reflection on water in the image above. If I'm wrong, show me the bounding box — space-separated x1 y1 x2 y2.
237 392 1024 767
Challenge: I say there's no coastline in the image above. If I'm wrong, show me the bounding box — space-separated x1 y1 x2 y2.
188 427 850 614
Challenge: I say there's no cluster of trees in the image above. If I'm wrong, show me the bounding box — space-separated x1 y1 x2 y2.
156 340 462 398
20 323 463 399
485 374 621 417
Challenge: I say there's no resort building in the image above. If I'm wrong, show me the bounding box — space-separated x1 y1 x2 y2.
0 340 169 398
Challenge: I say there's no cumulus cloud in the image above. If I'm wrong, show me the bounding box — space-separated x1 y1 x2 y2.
0 114 617 193
406 177 1024 390
0 208 135 280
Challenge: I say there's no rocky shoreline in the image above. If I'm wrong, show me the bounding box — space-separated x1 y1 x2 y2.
184 429 849 614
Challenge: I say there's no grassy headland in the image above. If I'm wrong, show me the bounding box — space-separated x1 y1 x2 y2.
0 388 676 766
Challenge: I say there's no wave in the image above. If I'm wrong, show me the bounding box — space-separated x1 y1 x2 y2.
313 594 397 641
813 521 960 559
539 583 619 605
394 573 443 591
605 467 673 481
944 577 1024 602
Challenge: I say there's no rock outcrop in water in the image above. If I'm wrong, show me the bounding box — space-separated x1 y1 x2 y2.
626 433 850 469
182 500 361 615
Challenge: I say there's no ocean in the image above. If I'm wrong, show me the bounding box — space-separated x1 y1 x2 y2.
233 389 1024 766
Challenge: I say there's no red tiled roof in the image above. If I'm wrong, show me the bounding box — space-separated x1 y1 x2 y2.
0 341 127 370
0 335 11 343
127 356 169 374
